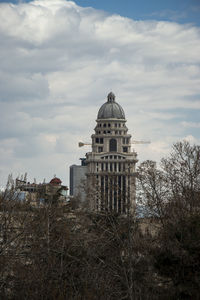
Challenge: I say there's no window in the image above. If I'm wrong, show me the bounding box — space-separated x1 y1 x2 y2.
123 147 128 153
99 124 102 127
115 131 118 135
109 139 117 152
103 131 106 134
100 138 103 144
103 123 106 127
115 123 117 127
96 138 99 143
119 123 121 127
98 147 103 153
123 137 129 143
107 130 111 134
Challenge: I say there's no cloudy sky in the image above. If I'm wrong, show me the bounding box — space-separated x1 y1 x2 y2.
0 0 200 187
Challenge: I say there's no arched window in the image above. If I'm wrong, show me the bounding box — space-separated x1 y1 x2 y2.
109 139 117 152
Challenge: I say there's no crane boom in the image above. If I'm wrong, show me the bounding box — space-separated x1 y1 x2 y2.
79 141 150 147
131 140 151 144
78 142 91 147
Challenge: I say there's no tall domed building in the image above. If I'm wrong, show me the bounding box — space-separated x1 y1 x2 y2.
85 92 138 214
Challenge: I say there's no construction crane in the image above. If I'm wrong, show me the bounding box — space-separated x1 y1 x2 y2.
78 142 91 147
131 140 150 144
78 140 150 147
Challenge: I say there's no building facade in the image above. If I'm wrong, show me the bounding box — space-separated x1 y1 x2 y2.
86 92 138 214
15 176 68 205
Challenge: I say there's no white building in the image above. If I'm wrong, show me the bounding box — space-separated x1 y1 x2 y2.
86 92 138 214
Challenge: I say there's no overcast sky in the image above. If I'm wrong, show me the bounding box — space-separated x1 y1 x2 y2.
0 0 200 187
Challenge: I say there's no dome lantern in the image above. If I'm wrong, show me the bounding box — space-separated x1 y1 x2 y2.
107 92 115 103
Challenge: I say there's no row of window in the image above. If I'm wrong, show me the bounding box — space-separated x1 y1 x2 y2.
101 155 126 160
97 123 125 128
96 139 128 153
95 137 130 146
96 130 126 135
96 162 129 172
97 146 128 153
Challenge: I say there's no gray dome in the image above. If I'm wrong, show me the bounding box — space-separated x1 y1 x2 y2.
97 92 125 119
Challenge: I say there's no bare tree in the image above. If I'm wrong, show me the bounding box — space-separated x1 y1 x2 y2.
137 141 200 299
2 141 199 299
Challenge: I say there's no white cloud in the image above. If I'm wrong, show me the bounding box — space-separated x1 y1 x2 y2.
182 121 200 128
183 135 200 145
0 0 200 186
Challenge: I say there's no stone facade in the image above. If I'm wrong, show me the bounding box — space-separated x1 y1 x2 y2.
86 92 138 214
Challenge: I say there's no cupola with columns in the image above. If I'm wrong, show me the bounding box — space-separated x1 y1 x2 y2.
92 92 132 154
85 92 138 214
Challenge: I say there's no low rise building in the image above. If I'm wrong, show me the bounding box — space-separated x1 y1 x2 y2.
15 176 68 205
